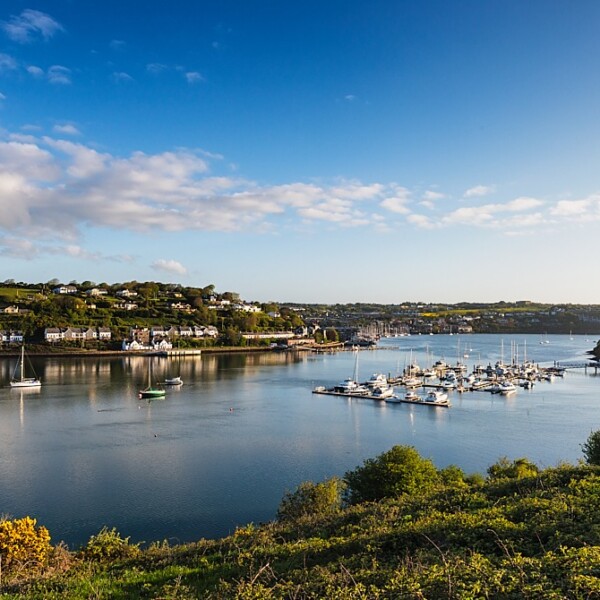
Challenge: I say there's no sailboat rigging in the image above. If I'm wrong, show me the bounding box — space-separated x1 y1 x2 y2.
10 345 41 388
139 359 166 399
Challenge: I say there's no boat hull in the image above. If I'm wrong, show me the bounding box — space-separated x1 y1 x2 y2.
10 379 41 388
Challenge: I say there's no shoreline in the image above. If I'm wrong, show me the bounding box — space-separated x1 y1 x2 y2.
0 346 277 358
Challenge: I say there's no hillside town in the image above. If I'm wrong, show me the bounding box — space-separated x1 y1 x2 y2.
1 279 600 352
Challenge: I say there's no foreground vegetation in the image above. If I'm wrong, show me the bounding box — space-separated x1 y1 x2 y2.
4 438 600 599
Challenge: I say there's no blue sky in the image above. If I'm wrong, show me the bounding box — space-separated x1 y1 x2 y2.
1 1 599 304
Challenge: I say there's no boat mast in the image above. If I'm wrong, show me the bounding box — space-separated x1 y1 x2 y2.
20 345 25 381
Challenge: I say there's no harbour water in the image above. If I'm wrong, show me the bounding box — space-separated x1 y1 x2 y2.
0 334 598 548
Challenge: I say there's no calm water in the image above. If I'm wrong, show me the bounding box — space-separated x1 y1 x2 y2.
0 334 598 547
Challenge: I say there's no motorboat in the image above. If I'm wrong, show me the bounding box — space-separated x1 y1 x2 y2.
498 380 517 395
404 390 421 402
164 376 183 386
425 390 450 406
371 385 395 399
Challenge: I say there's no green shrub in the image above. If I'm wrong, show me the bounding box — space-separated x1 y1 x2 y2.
80 526 140 561
344 445 439 504
487 456 539 480
582 430 600 465
0 516 51 572
277 477 344 521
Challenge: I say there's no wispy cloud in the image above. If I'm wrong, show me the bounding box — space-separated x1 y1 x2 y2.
185 71 204 84
152 259 188 276
1 10 64 44
112 71 134 83
48 65 72 85
53 124 80 136
26 65 44 78
464 184 496 198
109 40 126 51
147 63 168 74
0 53 18 72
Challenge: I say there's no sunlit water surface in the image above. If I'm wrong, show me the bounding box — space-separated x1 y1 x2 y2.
0 334 598 547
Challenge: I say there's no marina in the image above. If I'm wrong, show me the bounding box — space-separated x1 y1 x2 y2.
0 333 599 548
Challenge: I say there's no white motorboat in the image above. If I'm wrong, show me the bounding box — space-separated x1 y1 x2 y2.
425 390 450 406
498 380 517 395
372 385 395 399
164 376 183 386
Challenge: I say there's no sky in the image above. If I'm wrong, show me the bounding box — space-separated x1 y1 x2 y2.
1 0 600 304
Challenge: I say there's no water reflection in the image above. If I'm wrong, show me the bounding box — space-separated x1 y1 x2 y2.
0 336 597 548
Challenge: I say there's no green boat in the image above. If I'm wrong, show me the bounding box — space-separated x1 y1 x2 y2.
139 359 166 399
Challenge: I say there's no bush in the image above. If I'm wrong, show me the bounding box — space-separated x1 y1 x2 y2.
582 430 600 465
487 457 539 480
80 526 140 561
277 477 344 522
344 445 439 504
0 516 51 572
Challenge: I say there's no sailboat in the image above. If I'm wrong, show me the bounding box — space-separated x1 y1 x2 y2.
10 345 41 388
139 359 166 399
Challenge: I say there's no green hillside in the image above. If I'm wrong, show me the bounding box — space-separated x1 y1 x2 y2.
3 446 600 598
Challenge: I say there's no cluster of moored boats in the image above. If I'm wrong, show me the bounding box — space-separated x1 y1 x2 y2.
312 356 565 408
8 344 184 399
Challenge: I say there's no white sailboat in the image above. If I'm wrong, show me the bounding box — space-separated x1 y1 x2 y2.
10 345 41 388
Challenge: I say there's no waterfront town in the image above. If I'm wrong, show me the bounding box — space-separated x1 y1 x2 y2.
1 279 600 352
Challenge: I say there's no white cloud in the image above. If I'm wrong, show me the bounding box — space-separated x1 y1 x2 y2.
152 259 188 276
1 131 598 248
109 40 126 50
26 65 44 78
464 184 495 198
422 190 445 201
407 214 436 229
380 196 410 214
53 124 81 136
1 9 64 43
185 71 205 84
48 65 71 85
344 94 356 101
0 92 5 101
0 53 17 72
112 72 134 83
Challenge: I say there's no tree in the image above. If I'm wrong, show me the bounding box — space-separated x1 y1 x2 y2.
582 430 600 465
344 445 439 504
277 477 344 522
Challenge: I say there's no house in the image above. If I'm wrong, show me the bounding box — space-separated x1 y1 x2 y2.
115 302 138 311
63 327 84 341
98 327 111 340
169 302 192 312
3 305 19 314
151 326 166 338
52 285 77 295
86 288 108 297
116 289 138 298
179 326 193 337
44 328 63 342
9 331 24 343
130 328 150 344
166 326 179 338
83 327 98 340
